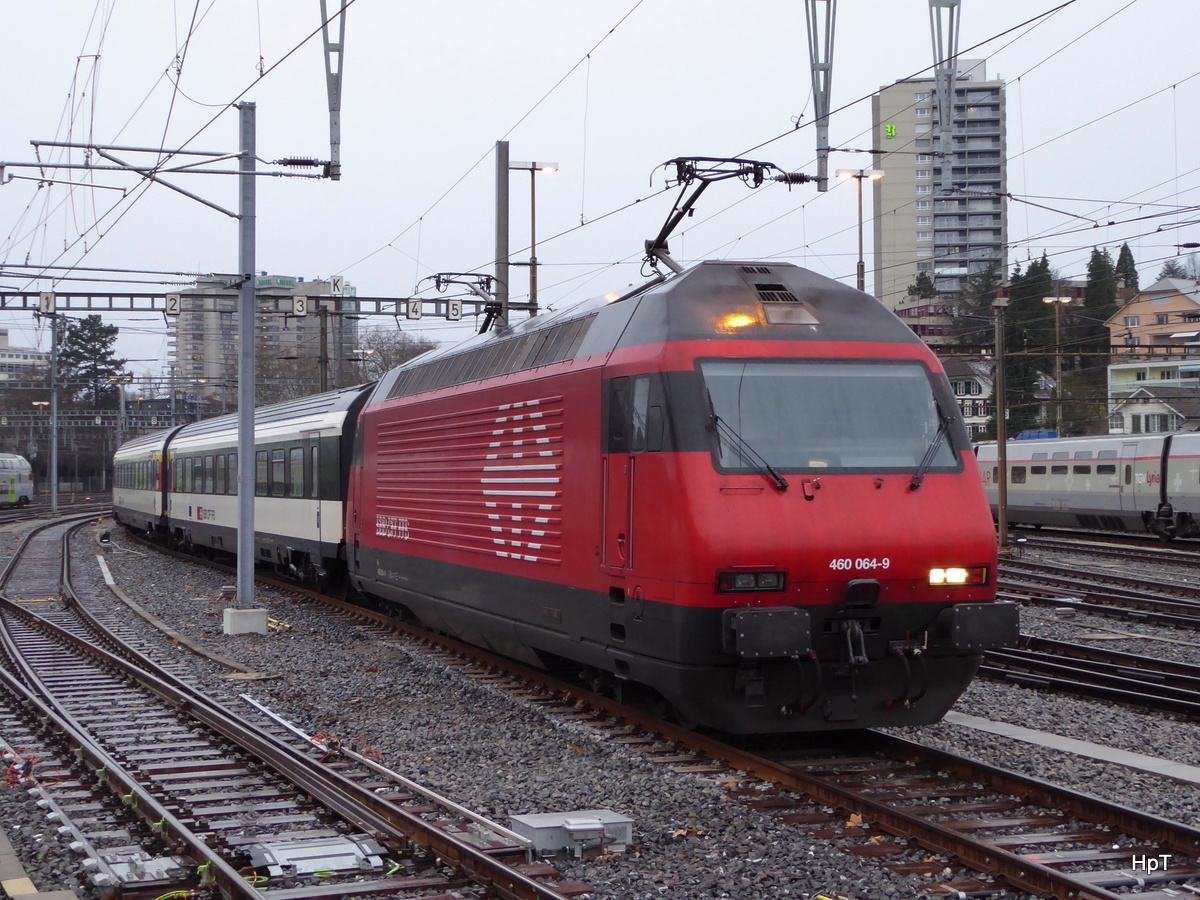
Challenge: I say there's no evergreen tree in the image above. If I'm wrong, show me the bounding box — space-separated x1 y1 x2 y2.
905 271 938 301
1115 242 1139 293
1002 255 1053 434
978 256 1054 438
953 262 1001 346
1079 247 1119 368
56 315 126 409
1158 258 1187 280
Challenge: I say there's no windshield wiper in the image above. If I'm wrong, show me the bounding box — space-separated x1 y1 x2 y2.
711 414 789 492
909 404 953 491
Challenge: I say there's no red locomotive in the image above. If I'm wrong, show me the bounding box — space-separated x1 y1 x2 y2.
347 260 1017 733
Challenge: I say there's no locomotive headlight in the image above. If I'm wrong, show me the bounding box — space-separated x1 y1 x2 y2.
717 571 786 592
929 566 988 586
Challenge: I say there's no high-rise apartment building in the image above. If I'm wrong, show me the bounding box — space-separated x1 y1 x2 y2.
871 60 1007 342
168 275 359 403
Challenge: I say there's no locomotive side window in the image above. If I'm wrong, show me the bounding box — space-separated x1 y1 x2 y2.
289 447 304 497
256 451 268 496
631 377 650 452
1010 466 1027 484
607 377 632 453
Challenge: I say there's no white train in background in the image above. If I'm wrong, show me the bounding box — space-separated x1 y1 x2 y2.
976 433 1200 538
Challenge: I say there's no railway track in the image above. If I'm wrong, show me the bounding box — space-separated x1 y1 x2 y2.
105 525 1200 898
983 635 1200 719
382 629 1200 899
1012 533 1200 571
0 518 589 900
999 558 1200 626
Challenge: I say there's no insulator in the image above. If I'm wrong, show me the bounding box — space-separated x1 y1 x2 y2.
276 157 320 168
773 172 815 185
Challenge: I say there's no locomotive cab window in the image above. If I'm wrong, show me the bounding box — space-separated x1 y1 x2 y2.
699 359 961 475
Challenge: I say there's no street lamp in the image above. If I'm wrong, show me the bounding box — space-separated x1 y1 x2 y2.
509 160 558 315
1043 296 1072 435
836 168 884 293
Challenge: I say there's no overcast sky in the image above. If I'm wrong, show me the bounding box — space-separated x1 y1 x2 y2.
1 0 1197 380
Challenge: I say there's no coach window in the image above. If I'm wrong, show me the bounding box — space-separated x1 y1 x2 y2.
289 447 304 496
183 458 192 493
256 451 268 496
1097 464 1117 475
1010 466 1026 484
1031 466 1046 475
271 449 286 497
309 445 319 498
1051 465 1068 475
204 455 215 493
229 453 237 494
1073 465 1091 474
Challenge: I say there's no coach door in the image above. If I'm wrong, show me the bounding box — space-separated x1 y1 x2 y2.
1119 441 1139 512
304 432 323 546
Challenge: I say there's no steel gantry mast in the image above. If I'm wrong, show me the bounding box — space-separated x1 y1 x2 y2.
320 0 348 181
804 0 837 192
929 0 961 198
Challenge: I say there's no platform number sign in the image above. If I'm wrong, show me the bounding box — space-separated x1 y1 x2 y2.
447 300 463 321
292 296 309 316
329 275 344 296
405 300 422 320
165 293 181 316
38 292 55 316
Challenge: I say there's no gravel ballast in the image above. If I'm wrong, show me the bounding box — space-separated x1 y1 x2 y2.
2 523 1199 898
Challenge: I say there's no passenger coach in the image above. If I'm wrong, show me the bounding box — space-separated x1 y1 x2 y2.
114 386 371 581
978 433 1200 537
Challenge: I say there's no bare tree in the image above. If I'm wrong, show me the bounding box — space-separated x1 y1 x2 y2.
344 325 438 385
